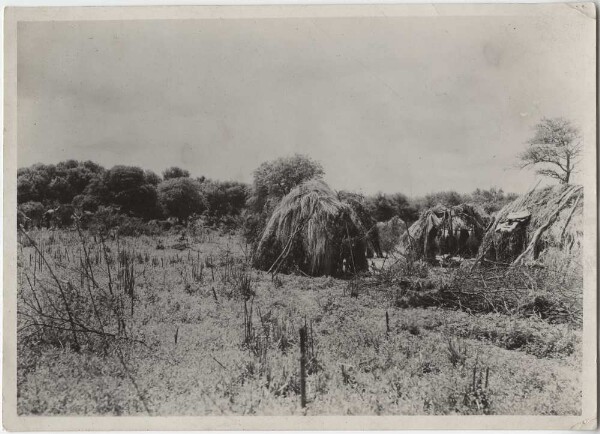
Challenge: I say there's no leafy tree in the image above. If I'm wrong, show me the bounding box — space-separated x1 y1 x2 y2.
48 160 106 203
105 165 160 218
144 170 162 186
76 175 111 212
249 154 324 212
421 190 466 209
244 154 324 244
162 166 190 180
17 160 105 205
157 178 205 222
17 164 56 203
469 187 518 214
201 180 248 224
367 192 418 224
520 117 581 184
72 194 102 213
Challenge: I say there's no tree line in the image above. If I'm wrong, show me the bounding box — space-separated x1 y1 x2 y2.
17 156 519 233
17 161 247 229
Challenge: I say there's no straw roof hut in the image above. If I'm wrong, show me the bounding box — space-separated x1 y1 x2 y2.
253 179 369 276
399 203 489 261
476 184 583 266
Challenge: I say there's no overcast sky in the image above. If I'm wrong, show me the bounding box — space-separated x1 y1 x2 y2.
17 9 595 196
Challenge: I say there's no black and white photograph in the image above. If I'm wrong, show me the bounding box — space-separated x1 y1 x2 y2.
3 4 597 430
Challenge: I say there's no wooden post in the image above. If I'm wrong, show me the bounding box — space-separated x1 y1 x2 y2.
299 325 307 408
386 311 390 335
485 367 490 389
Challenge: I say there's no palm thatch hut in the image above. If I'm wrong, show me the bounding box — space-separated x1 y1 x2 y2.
253 179 369 276
399 203 489 262
476 184 583 266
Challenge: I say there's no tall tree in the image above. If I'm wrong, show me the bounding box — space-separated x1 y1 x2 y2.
520 118 581 184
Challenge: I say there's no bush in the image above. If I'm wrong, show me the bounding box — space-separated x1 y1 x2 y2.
105 165 161 219
201 180 248 227
157 178 205 223
116 217 161 237
18 201 45 228
88 206 124 235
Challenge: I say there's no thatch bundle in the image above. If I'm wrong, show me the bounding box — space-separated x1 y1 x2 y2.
476 184 583 266
253 180 369 276
399 203 489 261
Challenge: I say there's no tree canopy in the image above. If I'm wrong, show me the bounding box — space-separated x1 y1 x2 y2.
201 180 248 224
17 160 105 204
520 118 581 184
157 177 205 222
104 165 160 218
162 167 191 180
366 192 418 224
249 154 324 213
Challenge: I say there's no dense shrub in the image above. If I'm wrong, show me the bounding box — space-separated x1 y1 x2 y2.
18 201 45 228
366 193 418 224
469 188 518 215
87 206 125 235
17 161 105 205
157 178 205 223
116 216 161 237
201 180 248 226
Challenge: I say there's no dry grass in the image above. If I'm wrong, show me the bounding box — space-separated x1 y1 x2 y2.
17 227 582 416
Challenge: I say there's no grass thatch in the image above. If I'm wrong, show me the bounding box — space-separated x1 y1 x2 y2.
399 203 489 261
253 180 369 276
476 184 583 266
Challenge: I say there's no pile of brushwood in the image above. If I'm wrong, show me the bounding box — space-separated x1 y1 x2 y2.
383 263 581 326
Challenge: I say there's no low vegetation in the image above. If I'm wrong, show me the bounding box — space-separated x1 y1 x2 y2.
16 141 584 416
17 225 582 416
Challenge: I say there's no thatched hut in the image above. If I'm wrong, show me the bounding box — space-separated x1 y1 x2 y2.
476 184 583 266
399 203 489 261
253 180 369 276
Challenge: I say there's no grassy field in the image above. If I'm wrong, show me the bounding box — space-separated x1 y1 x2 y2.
17 227 582 416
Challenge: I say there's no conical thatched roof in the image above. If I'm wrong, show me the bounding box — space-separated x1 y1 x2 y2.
253 179 369 276
398 203 489 260
477 184 583 266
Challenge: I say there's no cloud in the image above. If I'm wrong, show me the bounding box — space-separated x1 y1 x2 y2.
17 15 594 195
